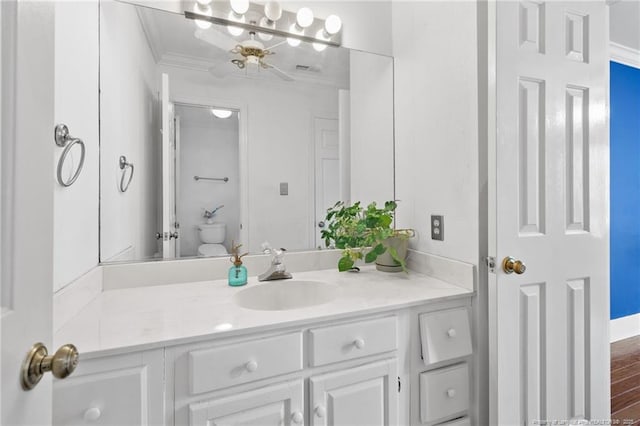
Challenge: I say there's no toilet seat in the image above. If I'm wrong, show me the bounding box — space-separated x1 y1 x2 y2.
197 244 228 257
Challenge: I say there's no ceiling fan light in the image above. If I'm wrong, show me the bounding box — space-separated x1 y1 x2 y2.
296 7 314 28
324 14 342 35
287 23 302 47
211 109 233 119
227 11 245 36
193 4 212 30
313 29 328 51
264 1 282 22
230 0 249 15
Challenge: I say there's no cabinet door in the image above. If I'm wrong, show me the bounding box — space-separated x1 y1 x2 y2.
188 380 304 426
53 349 164 426
310 359 398 426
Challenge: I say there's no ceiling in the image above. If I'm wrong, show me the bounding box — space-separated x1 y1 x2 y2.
136 4 350 87
610 0 640 51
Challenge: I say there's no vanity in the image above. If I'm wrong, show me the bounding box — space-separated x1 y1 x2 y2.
52 253 475 426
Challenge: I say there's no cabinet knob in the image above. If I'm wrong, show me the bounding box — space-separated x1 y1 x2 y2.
291 411 304 424
315 405 326 418
447 328 457 338
83 407 102 421
245 360 258 372
353 338 365 349
446 388 456 398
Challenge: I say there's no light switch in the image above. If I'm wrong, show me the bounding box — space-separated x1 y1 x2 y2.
280 182 288 196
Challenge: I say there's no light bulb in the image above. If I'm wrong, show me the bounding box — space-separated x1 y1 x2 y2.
313 29 328 51
287 23 302 47
211 109 233 119
193 4 212 30
296 7 314 28
227 11 245 36
196 0 212 5
258 17 274 41
324 14 342 35
230 0 249 15
264 1 282 22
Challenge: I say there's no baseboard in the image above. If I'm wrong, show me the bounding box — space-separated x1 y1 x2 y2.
610 313 640 342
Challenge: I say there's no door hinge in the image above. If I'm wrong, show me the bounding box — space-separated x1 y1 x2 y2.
397 377 401 393
486 256 496 273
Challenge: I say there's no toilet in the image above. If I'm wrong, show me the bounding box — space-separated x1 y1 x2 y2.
197 223 228 257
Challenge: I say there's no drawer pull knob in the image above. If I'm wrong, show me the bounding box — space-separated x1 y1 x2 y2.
315 405 326 418
446 388 456 398
245 360 258 372
291 411 304 424
447 328 457 338
83 407 102 421
353 338 365 349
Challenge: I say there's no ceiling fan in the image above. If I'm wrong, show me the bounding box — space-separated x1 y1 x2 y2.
194 28 294 81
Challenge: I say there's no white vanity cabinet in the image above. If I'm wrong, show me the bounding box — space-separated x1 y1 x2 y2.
53 296 474 426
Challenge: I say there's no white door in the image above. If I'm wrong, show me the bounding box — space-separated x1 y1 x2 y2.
310 359 398 426
314 118 340 248
1 1 57 424
161 73 177 258
188 380 304 426
490 1 609 424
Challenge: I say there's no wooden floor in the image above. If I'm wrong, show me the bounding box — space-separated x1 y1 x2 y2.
612 335 640 424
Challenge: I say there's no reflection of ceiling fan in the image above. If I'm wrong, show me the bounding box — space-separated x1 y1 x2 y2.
194 28 294 81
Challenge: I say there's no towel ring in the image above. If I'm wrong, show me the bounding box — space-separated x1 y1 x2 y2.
55 124 86 187
119 155 134 193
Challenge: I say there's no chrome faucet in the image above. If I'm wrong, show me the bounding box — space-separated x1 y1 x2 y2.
258 243 292 282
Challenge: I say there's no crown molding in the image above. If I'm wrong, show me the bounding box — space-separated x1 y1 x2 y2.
610 41 640 69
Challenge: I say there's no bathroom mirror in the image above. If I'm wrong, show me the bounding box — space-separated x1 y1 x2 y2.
99 0 394 262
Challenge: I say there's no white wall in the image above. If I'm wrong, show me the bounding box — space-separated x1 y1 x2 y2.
100 0 160 262
176 105 240 256
392 1 479 266
53 2 99 291
162 66 338 254
349 50 394 205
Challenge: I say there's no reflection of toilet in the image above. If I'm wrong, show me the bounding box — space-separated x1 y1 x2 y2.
197 223 228 257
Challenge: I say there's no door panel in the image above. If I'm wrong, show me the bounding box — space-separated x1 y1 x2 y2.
314 118 339 248
188 380 304 426
310 359 398 426
1 1 56 424
491 1 609 424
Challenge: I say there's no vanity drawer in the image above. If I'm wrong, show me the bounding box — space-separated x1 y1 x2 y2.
419 307 472 366
189 332 303 394
308 316 397 366
420 363 469 424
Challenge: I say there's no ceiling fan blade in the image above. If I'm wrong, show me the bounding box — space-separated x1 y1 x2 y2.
267 64 295 82
194 28 238 52
207 61 238 79
265 40 287 51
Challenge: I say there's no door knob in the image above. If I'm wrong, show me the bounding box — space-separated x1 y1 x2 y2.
21 343 79 390
502 256 526 274
318 221 325 228
169 232 179 240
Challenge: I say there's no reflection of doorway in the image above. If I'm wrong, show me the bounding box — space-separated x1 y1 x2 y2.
174 104 241 257
314 117 340 248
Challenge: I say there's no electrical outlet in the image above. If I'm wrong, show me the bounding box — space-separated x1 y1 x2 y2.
431 215 444 241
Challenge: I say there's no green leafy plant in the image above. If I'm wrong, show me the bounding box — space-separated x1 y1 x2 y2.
321 201 413 272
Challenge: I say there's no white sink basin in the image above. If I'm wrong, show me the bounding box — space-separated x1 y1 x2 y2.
233 280 339 311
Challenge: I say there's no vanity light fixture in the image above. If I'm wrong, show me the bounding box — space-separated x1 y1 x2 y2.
211 109 233 119
185 2 343 49
193 3 213 29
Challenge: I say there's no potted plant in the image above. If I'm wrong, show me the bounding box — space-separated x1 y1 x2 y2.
321 200 414 272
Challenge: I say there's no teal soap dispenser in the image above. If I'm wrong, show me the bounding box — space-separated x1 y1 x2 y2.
228 242 248 287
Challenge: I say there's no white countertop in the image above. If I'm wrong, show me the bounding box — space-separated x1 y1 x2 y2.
55 266 473 358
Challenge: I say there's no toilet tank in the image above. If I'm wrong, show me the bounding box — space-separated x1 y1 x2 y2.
198 223 226 244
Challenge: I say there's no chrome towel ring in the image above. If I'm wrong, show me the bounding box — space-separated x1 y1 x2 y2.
119 155 134 193
55 124 86 187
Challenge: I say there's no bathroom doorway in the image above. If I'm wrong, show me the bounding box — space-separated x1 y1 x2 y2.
173 103 241 257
